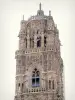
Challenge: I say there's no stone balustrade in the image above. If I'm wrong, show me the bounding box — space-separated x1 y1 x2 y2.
26 87 46 93
15 46 57 57
15 87 56 96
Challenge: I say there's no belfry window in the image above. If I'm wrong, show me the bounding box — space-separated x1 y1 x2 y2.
30 37 34 48
37 37 41 47
49 80 51 89
44 36 47 47
30 38 31 48
32 68 40 87
18 83 20 91
22 83 24 92
24 38 27 48
52 80 54 89
26 38 27 48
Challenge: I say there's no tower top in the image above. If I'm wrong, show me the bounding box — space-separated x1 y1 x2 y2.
39 3 41 10
37 3 44 16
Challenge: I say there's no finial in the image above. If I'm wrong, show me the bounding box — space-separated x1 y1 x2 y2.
49 10 51 16
39 3 41 10
23 15 24 20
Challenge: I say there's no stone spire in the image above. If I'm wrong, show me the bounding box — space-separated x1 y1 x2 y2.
39 3 41 10
37 3 44 16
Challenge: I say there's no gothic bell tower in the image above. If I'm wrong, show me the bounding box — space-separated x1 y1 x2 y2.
15 3 64 100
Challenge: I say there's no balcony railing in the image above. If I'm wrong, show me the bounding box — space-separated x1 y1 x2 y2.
16 87 56 96
25 87 47 93
15 46 57 57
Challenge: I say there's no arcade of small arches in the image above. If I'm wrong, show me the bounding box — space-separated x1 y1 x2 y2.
23 35 47 48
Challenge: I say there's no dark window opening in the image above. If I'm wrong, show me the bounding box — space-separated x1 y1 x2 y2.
18 83 20 87
30 38 31 48
24 38 27 48
37 37 41 47
30 38 34 48
18 83 20 91
36 78 39 83
22 83 23 88
52 80 54 89
22 83 23 92
32 69 40 87
32 79 35 85
36 78 40 87
32 38 34 48
44 36 47 47
49 80 51 89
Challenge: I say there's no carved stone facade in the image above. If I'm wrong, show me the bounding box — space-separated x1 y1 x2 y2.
14 3 64 100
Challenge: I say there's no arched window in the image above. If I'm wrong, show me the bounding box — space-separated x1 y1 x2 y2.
52 80 54 89
37 30 39 34
18 83 20 91
26 38 27 48
49 80 51 89
22 83 24 92
32 68 40 87
24 38 27 48
30 37 34 48
44 36 47 47
37 37 41 47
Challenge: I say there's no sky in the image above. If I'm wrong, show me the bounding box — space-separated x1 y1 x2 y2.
0 0 75 100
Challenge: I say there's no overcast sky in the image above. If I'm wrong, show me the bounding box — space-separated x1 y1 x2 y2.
0 0 75 100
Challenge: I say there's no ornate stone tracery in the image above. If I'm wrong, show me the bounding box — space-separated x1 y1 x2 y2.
15 3 64 100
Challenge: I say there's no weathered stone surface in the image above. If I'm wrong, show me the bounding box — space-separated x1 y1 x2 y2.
14 3 64 100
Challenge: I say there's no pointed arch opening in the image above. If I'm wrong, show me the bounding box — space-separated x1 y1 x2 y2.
18 83 20 91
52 80 54 89
44 36 47 47
49 80 51 89
37 37 41 47
22 83 24 92
30 37 34 48
32 68 40 87
24 38 27 48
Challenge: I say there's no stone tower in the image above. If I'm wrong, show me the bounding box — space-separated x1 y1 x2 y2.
15 3 64 100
